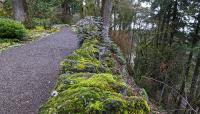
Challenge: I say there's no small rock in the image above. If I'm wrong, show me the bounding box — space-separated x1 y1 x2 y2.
51 91 58 97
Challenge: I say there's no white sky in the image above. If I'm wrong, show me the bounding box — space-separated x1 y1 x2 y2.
141 2 151 8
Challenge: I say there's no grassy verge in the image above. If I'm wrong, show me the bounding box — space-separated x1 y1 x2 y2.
0 26 59 52
28 26 59 41
0 39 20 51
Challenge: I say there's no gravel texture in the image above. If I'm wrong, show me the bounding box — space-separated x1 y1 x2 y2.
0 27 78 114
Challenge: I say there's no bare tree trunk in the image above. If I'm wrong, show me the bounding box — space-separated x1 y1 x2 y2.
187 54 200 114
94 0 100 16
174 79 186 114
127 0 135 69
12 0 27 22
159 73 168 104
113 1 116 32
80 1 84 18
170 0 178 46
101 0 112 40
184 13 200 114
175 30 196 114
61 0 71 23
196 71 200 97
189 53 200 103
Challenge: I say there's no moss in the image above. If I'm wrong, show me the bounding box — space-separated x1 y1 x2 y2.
55 73 126 93
39 73 150 114
111 43 126 65
35 26 45 31
39 18 150 114
71 73 127 93
104 57 115 68
139 88 149 101
61 38 114 74
55 73 94 92
133 97 151 114
61 55 100 72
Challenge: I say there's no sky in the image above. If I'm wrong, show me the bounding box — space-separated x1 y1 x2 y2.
141 2 151 8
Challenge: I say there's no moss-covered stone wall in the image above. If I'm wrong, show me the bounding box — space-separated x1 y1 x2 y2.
39 17 150 114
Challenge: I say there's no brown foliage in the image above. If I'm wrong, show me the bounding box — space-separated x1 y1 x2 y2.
110 30 132 58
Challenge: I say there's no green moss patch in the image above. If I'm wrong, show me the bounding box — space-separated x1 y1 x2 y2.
61 38 115 74
56 73 126 93
39 73 150 114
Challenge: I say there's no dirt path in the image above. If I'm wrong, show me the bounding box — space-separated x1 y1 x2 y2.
0 27 79 114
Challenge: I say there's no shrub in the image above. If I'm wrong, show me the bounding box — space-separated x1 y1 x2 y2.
0 9 6 17
32 18 51 29
0 18 27 39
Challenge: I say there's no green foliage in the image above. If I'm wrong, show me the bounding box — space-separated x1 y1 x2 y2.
0 18 27 39
133 32 187 109
113 0 133 29
139 88 149 101
82 0 100 17
27 0 81 26
0 0 12 18
28 0 61 18
26 0 62 28
32 18 52 29
111 43 126 65
0 8 7 17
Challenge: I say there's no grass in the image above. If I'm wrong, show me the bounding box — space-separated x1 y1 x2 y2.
28 26 59 41
0 26 59 52
0 39 20 51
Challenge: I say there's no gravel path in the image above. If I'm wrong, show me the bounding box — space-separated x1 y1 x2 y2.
0 27 79 114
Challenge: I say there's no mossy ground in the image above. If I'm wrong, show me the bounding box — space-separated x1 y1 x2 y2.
39 17 150 114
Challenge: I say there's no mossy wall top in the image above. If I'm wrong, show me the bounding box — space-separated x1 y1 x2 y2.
39 17 150 114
